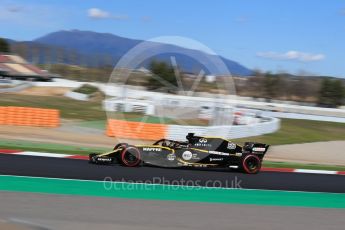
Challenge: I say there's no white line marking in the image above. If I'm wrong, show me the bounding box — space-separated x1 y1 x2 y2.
14 151 72 158
294 169 337 175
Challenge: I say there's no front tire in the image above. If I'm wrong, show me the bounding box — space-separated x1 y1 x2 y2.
242 154 261 174
120 146 141 167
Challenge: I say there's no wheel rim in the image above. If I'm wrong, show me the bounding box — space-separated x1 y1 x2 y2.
247 158 258 170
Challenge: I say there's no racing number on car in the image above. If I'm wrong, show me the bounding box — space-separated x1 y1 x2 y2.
227 142 236 149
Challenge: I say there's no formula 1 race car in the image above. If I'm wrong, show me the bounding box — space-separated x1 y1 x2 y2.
89 133 269 174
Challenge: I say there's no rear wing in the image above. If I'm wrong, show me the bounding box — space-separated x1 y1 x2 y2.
243 142 269 155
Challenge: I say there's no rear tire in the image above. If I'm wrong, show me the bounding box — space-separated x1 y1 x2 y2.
120 146 141 167
242 154 261 174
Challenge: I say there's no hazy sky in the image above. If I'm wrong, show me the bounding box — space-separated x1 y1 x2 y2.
1 0 344 77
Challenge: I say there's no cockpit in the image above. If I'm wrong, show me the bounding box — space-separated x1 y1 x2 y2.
153 139 188 149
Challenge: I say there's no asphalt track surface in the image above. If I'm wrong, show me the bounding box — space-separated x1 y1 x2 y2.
1 154 345 193
1 191 345 230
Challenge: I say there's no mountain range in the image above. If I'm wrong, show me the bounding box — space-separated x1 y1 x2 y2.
9 30 253 76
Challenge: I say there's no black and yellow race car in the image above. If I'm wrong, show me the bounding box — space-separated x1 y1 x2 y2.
89 133 269 174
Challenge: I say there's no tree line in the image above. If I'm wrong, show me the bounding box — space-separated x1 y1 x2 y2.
238 72 345 107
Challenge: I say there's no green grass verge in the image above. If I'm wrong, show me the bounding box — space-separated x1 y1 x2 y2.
1 175 344 208
234 118 345 145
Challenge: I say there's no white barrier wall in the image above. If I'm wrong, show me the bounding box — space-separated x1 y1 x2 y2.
166 117 280 141
31 78 345 119
258 111 345 123
32 79 86 87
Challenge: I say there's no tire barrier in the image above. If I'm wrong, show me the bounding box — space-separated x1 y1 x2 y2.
106 119 167 140
0 106 60 127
